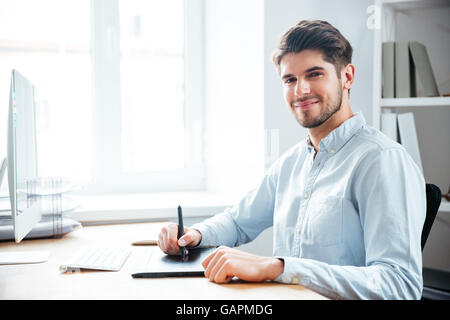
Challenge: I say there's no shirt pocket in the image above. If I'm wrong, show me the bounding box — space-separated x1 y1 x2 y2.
304 196 343 247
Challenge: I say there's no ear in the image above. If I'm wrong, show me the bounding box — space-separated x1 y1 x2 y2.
342 64 355 90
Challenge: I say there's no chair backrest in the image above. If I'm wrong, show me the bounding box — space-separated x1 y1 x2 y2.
422 184 441 251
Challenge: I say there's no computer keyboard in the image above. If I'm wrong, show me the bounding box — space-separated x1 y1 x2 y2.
60 246 130 272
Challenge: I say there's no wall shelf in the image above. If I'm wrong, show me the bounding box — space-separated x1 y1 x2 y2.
375 1 450 218
381 97 450 108
383 0 450 11
371 0 450 275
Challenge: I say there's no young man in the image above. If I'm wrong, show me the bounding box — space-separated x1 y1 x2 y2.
157 20 426 300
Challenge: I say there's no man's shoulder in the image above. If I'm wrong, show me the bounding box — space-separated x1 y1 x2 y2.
348 124 422 174
352 125 405 154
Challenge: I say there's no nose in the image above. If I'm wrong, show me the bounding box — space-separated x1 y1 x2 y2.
295 79 310 97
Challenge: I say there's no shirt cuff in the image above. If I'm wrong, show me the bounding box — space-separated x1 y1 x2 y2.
273 256 312 287
190 223 217 248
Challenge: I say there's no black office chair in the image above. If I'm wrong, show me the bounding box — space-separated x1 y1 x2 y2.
421 184 450 300
421 183 441 251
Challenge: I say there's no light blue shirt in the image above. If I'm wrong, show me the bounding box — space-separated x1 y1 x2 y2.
192 113 426 300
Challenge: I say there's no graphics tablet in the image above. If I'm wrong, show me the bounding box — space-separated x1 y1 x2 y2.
131 247 217 278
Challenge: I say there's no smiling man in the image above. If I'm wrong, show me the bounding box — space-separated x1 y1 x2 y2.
157 20 426 300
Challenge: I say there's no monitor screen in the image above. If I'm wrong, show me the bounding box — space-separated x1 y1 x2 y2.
7 69 42 242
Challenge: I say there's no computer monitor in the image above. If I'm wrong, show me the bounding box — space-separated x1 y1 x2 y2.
0 70 83 264
6 69 42 243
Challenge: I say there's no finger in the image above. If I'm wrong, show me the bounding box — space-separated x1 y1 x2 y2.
178 230 197 248
214 259 234 284
158 228 176 255
158 227 170 253
210 252 243 283
178 235 188 247
162 225 175 253
208 253 229 282
167 224 182 254
204 247 228 279
202 246 221 270
158 233 165 252
169 223 180 242
201 247 220 269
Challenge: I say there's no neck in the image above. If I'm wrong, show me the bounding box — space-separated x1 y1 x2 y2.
309 102 353 152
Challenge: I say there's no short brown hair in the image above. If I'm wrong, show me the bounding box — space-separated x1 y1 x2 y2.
272 20 353 78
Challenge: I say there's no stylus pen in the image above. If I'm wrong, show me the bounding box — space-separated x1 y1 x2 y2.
178 205 186 261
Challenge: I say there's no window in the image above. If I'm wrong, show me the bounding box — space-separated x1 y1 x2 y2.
120 0 185 172
0 0 205 194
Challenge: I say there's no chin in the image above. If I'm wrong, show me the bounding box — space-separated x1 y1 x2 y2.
296 113 326 129
292 109 316 127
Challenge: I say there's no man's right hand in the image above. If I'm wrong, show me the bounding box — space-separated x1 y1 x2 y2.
157 223 202 255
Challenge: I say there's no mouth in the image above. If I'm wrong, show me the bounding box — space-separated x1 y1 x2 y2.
293 99 320 111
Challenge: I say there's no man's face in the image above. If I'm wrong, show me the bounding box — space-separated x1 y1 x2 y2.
279 49 344 129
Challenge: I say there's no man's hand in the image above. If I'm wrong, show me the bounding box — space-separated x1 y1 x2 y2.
202 246 284 284
157 223 202 255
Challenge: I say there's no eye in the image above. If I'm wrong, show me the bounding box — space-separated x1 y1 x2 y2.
308 72 323 78
284 77 296 85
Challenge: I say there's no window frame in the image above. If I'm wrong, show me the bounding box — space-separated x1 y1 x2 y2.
85 0 205 194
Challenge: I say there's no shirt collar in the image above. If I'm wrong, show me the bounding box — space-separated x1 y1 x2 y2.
305 112 366 155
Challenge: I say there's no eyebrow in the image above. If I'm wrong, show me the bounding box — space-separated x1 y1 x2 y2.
281 66 325 80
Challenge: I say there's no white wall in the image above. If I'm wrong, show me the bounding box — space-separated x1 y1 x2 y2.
204 0 265 200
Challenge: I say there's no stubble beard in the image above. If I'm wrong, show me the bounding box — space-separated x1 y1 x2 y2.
293 83 343 129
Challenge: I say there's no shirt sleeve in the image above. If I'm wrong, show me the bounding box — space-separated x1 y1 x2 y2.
274 147 426 300
191 164 278 248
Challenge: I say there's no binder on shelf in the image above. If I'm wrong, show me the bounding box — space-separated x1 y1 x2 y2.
395 42 416 98
381 113 398 142
397 112 423 172
382 42 395 98
409 41 440 97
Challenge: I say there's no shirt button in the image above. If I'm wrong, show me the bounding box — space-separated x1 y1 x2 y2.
304 193 309 199
330 149 335 154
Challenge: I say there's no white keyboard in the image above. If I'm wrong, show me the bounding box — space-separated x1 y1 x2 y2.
60 246 130 272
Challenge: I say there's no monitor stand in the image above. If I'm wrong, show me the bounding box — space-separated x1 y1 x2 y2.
0 251 49 265
0 157 49 265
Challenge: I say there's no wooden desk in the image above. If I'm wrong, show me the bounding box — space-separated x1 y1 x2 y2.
0 222 327 300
